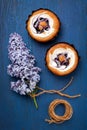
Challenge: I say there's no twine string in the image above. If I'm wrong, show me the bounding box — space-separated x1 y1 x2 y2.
30 77 81 99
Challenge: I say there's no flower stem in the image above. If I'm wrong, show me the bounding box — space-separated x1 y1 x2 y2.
33 96 38 109
28 88 38 109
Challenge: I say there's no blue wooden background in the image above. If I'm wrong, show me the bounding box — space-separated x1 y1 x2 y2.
0 0 87 130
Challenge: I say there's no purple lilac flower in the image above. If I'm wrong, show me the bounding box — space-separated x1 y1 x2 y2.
7 33 41 95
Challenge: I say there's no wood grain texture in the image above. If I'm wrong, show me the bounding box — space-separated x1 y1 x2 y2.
0 0 87 130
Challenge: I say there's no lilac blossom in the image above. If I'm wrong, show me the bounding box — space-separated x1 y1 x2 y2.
7 33 41 95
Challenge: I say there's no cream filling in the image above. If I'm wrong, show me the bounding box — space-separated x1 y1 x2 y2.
49 48 75 72
29 12 54 37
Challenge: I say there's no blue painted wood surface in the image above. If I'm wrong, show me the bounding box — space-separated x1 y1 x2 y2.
0 0 87 130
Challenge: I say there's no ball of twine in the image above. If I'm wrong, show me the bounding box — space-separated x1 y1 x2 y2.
45 99 73 124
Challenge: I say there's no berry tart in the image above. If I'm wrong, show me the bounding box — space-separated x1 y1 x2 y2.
26 9 60 42
45 43 79 76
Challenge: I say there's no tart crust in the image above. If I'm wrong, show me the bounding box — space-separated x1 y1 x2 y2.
45 43 79 76
26 9 60 42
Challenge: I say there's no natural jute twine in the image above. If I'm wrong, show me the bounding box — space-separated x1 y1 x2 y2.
30 77 81 99
45 99 73 124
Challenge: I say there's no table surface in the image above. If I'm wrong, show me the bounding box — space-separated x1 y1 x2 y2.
0 0 87 130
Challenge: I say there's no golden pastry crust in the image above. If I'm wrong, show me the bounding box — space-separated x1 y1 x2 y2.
26 9 60 42
46 43 79 76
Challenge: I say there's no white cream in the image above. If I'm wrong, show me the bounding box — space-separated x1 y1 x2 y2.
29 12 54 37
49 48 75 72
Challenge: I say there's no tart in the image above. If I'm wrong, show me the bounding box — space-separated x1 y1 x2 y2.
45 43 79 76
26 9 60 42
